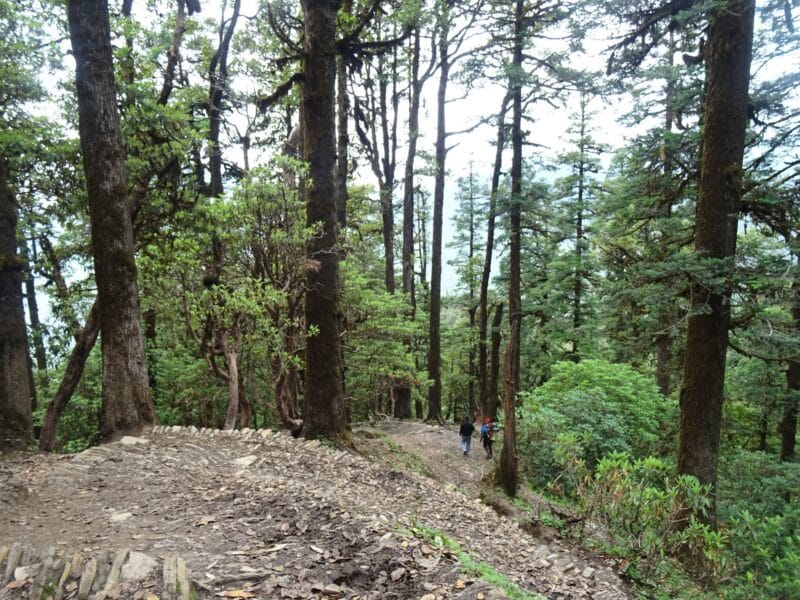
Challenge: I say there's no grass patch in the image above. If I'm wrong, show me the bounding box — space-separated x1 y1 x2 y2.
408 521 545 600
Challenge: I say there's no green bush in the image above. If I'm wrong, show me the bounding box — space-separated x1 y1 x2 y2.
518 359 672 486
723 508 800 600
717 449 800 522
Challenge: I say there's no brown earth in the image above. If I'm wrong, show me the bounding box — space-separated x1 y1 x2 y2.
0 421 634 599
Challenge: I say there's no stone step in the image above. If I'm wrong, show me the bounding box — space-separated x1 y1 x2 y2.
0 544 192 600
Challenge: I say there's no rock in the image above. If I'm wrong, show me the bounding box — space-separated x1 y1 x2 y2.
121 551 159 581
119 436 149 446
110 512 133 523
233 455 258 467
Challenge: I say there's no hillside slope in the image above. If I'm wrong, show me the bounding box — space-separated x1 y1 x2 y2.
0 422 632 599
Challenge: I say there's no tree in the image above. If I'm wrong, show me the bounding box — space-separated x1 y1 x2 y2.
67 0 156 439
676 0 755 519
301 0 349 444
0 156 33 447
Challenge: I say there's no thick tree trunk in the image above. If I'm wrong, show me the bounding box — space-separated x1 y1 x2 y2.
0 156 33 448
500 319 519 496
677 0 754 522
479 95 510 418
39 302 101 451
301 0 349 444
427 19 449 423
68 0 156 440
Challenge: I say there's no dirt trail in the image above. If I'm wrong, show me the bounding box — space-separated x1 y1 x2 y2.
0 423 632 599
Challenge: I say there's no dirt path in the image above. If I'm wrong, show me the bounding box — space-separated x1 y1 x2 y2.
1 423 632 599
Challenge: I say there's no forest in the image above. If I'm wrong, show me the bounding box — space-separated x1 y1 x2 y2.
0 0 798 596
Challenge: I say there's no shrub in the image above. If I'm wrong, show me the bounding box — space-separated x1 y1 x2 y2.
518 359 672 486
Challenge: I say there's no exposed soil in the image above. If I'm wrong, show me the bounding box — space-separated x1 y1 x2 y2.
0 421 633 599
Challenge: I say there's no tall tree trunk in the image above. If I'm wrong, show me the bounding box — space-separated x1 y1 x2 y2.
301 0 349 444
39 302 100 452
487 302 504 419
677 0 754 523
401 27 422 316
500 319 519 496
479 94 510 417
0 156 33 448
427 15 449 423
655 32 678 395
507 0 524 393
336 0 351 232
22 238 47 389
394 26 425 420
68 0 157 439
571 95 587 361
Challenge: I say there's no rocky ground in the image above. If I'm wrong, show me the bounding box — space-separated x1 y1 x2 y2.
0 421 634 599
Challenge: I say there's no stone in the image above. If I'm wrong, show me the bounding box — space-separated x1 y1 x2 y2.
110 512 133 523
581 566 596 579
77 558 97 599
121 552 160 581
3 542 22 585
119 436 149 446
233 455 258 467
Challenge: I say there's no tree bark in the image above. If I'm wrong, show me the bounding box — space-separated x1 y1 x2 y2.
301 0 349 444
479 94 510 418
22 238 47 390
507 0 524 393
487 302 504 419
500 318 519 496
0 156 33 448
39 302 101 452
427 13 450 423
677 0 754 522
68 0 156 440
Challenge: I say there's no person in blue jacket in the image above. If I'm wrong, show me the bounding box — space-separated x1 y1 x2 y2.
480 417 496 459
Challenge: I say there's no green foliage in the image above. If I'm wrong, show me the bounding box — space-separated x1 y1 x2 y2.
723 507 800 600
518 360 671 487
717 449 800 523
558 449 724 592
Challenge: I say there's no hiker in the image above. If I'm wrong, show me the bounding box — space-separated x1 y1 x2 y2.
459 416 475 456
480 417 495 459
